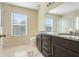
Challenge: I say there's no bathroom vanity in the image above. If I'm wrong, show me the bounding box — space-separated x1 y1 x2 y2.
36 33 79 57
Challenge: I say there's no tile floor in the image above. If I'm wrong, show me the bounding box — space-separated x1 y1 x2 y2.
2 43 43 57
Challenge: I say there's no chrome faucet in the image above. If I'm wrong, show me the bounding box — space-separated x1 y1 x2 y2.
74 30 79 36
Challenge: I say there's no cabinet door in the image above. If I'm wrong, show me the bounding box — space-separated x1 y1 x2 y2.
36 35 41 52
54 45 78 57
53 36 79 54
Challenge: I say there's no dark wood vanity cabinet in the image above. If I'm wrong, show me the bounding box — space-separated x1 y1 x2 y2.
42 34 52 57
54 45 78 57
36 34 42 52
36 34 52 57
53 36 79 57
36 33 79 57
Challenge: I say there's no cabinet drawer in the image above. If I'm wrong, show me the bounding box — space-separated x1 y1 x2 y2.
42 42 50 50
42 47 51 57
54 45 78 57
42 34 52 39
42 40 51 46
53 36 79 54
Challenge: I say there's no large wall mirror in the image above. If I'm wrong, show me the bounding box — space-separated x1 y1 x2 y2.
44 2 79 34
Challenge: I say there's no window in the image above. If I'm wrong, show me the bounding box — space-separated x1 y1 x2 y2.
11 13 27 36
75 17 79 30
56 19 62 33
56 18 68 33
45 17 53 32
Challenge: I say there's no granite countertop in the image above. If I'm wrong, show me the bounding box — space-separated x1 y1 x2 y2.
39 32 79 42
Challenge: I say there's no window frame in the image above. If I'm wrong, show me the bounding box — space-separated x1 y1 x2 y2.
11 12 27 36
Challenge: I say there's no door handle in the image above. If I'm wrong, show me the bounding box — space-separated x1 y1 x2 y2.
0 35 6 38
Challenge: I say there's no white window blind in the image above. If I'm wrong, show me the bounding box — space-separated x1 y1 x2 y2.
11 13 27 36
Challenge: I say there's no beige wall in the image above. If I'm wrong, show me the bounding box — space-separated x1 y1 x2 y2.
1 3 38 46
0 3 1 26
0 2 1 51
38 2 63 32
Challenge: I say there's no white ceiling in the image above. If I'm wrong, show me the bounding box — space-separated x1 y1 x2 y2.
49 2 79 15
5 2 48 10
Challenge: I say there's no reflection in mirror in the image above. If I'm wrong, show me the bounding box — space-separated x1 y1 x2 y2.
44 15 53 32
75 16 79 30
45 2 79 35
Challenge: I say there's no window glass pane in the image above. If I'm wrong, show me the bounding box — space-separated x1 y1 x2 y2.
13 30 20 35
45 17 52 26
19 26 26 35
45 26 52 32
56 19 62 33
45 17 53 32
75 17 79 30
56 18 69 33
13 25 20 31
13 25 20 35
13 13 26 24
